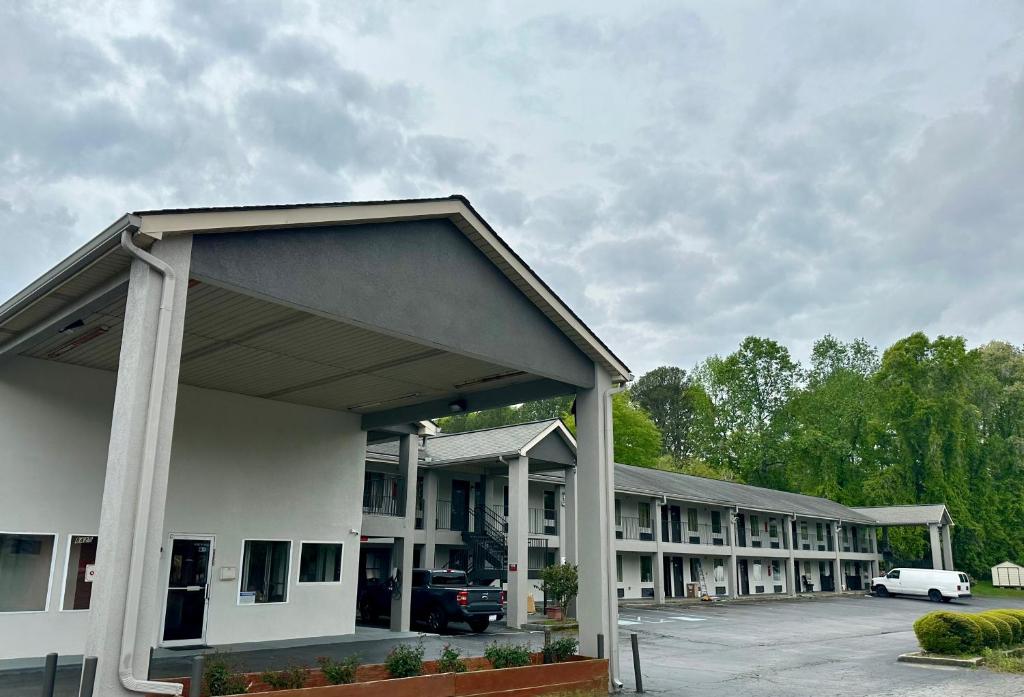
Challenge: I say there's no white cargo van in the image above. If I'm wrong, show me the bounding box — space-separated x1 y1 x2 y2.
871 568 971 602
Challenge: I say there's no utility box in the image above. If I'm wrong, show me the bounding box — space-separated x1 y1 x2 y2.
992 561 1024 588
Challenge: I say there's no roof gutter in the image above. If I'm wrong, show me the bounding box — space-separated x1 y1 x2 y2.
116 225 183 697
0 214 137 326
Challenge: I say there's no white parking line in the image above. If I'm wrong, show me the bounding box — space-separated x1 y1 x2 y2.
670 616 707 622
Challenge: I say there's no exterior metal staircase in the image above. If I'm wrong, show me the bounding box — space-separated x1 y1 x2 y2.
463 505 508 584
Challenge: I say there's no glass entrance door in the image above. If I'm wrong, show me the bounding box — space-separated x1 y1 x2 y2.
162 536 213 645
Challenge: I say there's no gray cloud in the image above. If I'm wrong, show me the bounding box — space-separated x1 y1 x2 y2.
1 1 1023 376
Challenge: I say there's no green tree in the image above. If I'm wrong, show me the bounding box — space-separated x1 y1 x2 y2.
694 336 801 487
785 336 880 501
563 392 663 467
630 366 714 461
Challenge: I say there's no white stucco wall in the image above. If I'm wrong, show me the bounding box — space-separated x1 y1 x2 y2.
0 357 365 661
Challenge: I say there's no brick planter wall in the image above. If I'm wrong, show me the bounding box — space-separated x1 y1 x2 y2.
152 654 607 697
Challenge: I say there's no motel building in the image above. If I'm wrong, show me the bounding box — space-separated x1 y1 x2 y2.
353 420 950 612
0 197 631 695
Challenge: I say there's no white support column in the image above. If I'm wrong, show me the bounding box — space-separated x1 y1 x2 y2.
941 525 954 570
929 524 943 570
507 455 530 628
575 368 616 678
833 524 843 593
423 469 439 569
563 465 578 564
653 499 665 605
390 434 418 632
728 508 739 599
83 235 192 697
787 514 797 597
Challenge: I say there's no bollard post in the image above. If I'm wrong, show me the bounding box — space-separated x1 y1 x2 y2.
189 655 205 697
631 632 644 693
41 652 58 697
543 627 552 664
597 633 605 659
79 656 98 697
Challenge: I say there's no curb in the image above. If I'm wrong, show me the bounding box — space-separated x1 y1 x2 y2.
897 651 983 668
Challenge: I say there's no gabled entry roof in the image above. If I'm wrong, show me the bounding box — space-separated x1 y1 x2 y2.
850 504 953 526
0 196 630 385
367 418 576 469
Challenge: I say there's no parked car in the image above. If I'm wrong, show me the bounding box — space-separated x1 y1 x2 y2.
359 568 505 633
871 568 971 602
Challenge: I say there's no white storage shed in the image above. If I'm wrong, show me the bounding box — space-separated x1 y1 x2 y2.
991 561 1024 588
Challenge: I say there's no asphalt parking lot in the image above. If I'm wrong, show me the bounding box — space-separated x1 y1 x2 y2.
617 593 1024 696
7 594 1024 696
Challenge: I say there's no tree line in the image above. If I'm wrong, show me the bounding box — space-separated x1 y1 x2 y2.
439 333 1024 578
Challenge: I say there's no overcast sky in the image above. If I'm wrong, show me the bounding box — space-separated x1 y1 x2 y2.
2 1 1023 375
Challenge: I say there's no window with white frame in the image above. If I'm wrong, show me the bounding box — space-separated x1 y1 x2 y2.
616 554 623 583
0 532 56 612
240 540 290 603
298 542 342 583
753 561 763 582
640 555 653 583
62 535 98 610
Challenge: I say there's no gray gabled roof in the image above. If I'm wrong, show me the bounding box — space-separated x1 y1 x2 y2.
850 505 952 526
614 463 878 524
367 419 570 465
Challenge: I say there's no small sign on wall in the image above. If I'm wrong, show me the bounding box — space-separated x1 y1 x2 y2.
508 564 518 572
239 591 256 605
219 566 237 581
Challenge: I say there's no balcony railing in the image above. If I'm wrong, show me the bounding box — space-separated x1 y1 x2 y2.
616 516 655 541
530 508 558 536
486 505 559 535
797 532 835 552
660 521 729 546
742 526 787 550
363 474 405 517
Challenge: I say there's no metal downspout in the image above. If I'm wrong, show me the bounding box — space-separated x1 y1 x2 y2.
117 227 183 696
603 384 625 691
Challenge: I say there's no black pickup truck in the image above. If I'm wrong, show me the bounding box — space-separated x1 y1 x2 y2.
358 569 505 633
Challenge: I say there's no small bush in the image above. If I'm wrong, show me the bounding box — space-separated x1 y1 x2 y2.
317 655 360 685
485 641 533 669
260 665 309 690
990 610 1024 643
544 636 579 663
980 613 1014 647
437 644 468 673
913 611 983 655
386 640 425 678
203 654 250 696
973 615 1002 649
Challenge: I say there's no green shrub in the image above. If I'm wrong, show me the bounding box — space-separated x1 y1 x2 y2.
203 654 250 696
973 615 1002 649
316 655 360 685
980 613 1014 647
260 665 309 690
539 563 579 615
913 611 984 655
543 636 579 663
437 644 468 673
484 641 533 668
990 610 1024 643
386 640 425 678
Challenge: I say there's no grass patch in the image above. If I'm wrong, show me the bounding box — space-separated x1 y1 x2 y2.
971 580 1024 598
983 648 1024 673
